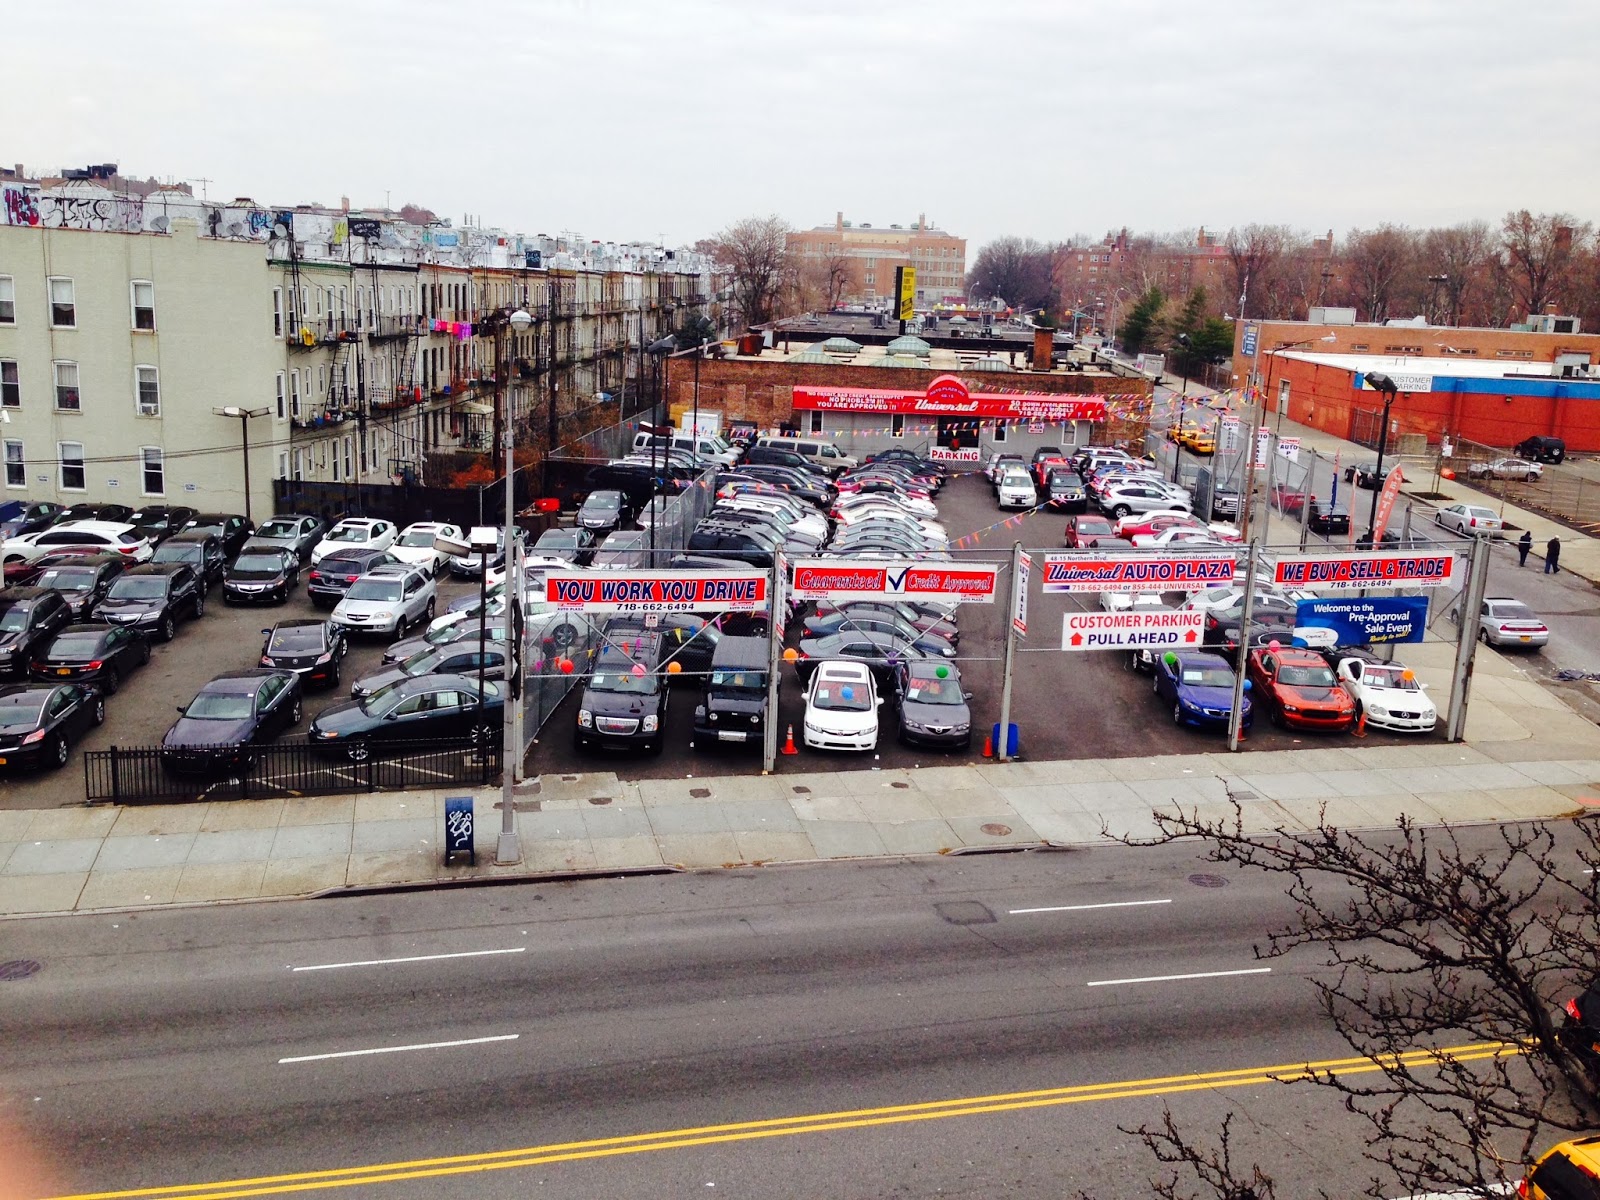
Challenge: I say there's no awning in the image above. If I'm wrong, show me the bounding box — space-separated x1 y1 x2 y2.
456 401 494 415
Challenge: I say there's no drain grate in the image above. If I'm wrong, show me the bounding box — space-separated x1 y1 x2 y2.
587 796 613 806
1188 873 1229 888
792 786 811 795
690 788 711 799
890 781 910 789
0 960 41 981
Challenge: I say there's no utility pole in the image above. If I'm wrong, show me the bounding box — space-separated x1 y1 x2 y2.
1445 533 1492 742
995 541 1024 763
1227 542 1260 752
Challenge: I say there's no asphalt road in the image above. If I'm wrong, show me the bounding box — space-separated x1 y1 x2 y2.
2 841 1431 1199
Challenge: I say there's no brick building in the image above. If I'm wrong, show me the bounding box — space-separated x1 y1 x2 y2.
787 214 966 308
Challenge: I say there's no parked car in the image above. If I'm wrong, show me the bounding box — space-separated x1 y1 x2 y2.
986 453 1027 485
1454 595 1550 649
29 622 151 693
382 615 509 666
311 673 502 761
28 555 127 620
692 635 770 749
1343 462 1387 490
793 630 927 690
1043 469 1087 511
576 490 632 535
330 563 436 637
257 619 348 690
349 638 510 700
1153 650 1252 732
1468 457 1543 482
802 659 881 752
1064 514 1120 548
996 467 1038 511
161 669 303 775
309 517 397 567
151 531 228 589
0 682 105 770
1434 503 1504 537
1515 435 1565 464
53 502 135 527
1246 647 1356 732
891 658 971 749
306 546 399 609
390 522 463 575
0 586 75 674
574 635 667 753
180 512 255 559
0 501 66 539
125 504 198 546
90 562 205 641
249 514 327 563
222 546 300 605
1517 1135 1600 1199
533 526 598 566
25 521 153 564
1326 651 1437 733
446 526 507 577
1305 499 1351 536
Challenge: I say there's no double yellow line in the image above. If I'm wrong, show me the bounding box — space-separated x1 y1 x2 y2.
52 1041 1517 1200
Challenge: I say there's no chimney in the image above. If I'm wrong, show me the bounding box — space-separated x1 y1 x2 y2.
341 195 350 212
918 212 925 231
836 211 843 233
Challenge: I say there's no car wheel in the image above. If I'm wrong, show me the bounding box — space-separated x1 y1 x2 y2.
1527 473 1538 483
1479 628 1490 645
1112 505 1131 518
1152 672 1161 694
1173 702 1184 726
425 597 436 621
1270 703 1285 728
327 659 342 688
140 641 152 665
289 697 302 725
46 734 69 770
91 696 106 726
160 615 176 642
101 665 120 695
345 741 371 763
194 593 205 619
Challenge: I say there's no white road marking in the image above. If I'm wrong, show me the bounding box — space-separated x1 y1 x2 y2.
1009 899 1172 915
279 1034 519 1064
291 948 526 972
1087 967 1272 987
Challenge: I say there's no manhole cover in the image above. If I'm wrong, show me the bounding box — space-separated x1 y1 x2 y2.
792 786 811 795
586 796 612 806
689 788 711 799
980 823 1013 836
561 775 579 783
935 901 997 926
0 960 41 981
1188 873 1228 888
891 781 910 789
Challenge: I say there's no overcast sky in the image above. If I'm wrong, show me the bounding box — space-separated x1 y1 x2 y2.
8 0 1597 253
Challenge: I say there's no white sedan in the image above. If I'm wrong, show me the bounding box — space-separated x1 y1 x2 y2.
390 522 464 575
1100 591 1170 614
835 492 939 520
310 518 397 565
1331 655 1437 733
1434 503 1503 537
802 660 880 752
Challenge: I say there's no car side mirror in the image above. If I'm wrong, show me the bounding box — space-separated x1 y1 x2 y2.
877 697 885 707
175 705 185 713
261 629 271 636
963 691 974 701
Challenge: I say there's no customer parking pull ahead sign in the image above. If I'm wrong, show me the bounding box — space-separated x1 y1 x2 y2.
1061 609 1205 651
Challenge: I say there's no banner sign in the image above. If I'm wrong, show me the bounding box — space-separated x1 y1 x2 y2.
792 374 1107 422
1242 324 1259 357
1372 464 1405 542
790 559 998 604
895 266 916 321
1220 416 1241 454
1254 425 1272 468
1042 552 1237 593
1295 596 1429 644
929 446 981 463
1277 437 1301 462
1272 552 1454 590
1013 552 1032 636
547 570 768 613
1061 609 1205 651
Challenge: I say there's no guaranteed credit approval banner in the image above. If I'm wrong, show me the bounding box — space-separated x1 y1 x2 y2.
790 559 998 604
1042 552 1236 594
547 571 768 613
1273 552 1454 590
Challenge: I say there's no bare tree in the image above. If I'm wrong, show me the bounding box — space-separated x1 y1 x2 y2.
1127 806 1600 1198
1420 222 1493 326
1341 225 1418 323
1224 225 1291 318
966 236 1056 311
713 215 795 327
1500 210 1590 319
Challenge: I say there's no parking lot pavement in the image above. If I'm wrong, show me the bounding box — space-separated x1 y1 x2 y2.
0 571 484 811
526 473 1433 784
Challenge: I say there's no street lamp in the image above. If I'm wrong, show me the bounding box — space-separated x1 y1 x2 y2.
494 308 533 867
213 406 271 523
1170 334 1191 483
1363 372 1401 545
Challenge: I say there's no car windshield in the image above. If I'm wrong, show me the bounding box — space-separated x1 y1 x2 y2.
537 532 578 548
589 668 658 694
400 647 446 675
583 493 621 511
49 631 107 659
1364 665 1420 691
257 520 300 539
1001 470 1031 484
1077 520 1115 535
709 668 766 691
232 554 285 573
812 679 872 712
398 530 437 547
108 577 169 600
1489 602 1536 621
183 691 254 720
329 525 370 543
1180 666 1234 688
0 695 46 729
346 579 402 602
904 676 962 705
152 545 199 564
36 569 96 592
1278 665 1335 687
268 625 325 653
1465 507 1496 520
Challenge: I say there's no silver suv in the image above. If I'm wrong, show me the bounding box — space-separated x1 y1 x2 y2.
1099 480 1192 519
330 563 436 637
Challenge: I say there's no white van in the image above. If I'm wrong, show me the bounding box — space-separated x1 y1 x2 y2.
629 431 740 467
752 436 858 475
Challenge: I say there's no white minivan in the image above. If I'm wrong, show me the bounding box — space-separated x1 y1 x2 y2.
752 437 858 476
630 432 740 467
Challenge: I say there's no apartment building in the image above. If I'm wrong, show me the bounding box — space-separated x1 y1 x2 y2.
787 213 966 307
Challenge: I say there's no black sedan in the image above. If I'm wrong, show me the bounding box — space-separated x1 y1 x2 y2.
1306 499 1351 536
258 619 348 690
126 504 197 546
310 673 502 761
53 502 135 526
29 623 151 693
223 547 300 604
180 513 255 559
0 682 105 771
793 630 928 689
30 555 127 620
892 659 972 749
161 669 303 775
532 527 598 566
1344 462 1384 490
576 490 631 536
801 610 957 656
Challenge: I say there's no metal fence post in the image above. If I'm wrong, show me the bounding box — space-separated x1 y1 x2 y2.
1445 534 1492 742
1227 542 1260 752
995 541 1024 763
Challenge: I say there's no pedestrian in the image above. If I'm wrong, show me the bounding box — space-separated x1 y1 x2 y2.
1518 530 1533 567
1546 535 1562 574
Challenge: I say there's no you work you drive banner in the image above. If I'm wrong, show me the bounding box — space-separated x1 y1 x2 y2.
1042 552 1236 594
1273 552 1454 590
546 571 768 613
1295 596 1429 644
789 559 998 604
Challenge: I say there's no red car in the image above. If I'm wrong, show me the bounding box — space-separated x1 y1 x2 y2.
1064 514 1120 548
1033 456 1070 487
1114 512 1204 540
1246 647 1356 732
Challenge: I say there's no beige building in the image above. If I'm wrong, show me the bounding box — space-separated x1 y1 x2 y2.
787 213 966 308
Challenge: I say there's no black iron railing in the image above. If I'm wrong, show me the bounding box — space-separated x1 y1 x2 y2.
83 736 499 805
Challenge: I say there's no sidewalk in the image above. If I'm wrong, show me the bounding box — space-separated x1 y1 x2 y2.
3 640 1597 917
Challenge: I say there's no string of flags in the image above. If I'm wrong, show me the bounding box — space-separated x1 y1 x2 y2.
431 319 475 341
949 503 1049 549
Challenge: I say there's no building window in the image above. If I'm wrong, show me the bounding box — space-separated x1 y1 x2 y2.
330 437 341 482
140 447 164 495
59 441 85 490
292 448 304 481
1 360 17 408
0 275 14 324
809 411 824 435
131 281 156 331
54 361 80 411
992 421 1007 443
343 436 353 480
135 366 160 416
275 372 286 420
48 277 76 328
289 369 301 418
3 440 23 488
891 414 905 439
273 287 284 337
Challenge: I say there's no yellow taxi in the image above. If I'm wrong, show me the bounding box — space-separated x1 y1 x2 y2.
1186 431 1216 455
1519 1135 1600 1197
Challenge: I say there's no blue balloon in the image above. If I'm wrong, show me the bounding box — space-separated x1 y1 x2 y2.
840 686 854 700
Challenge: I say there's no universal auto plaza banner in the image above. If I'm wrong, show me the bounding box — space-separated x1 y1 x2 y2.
789 374 1111 460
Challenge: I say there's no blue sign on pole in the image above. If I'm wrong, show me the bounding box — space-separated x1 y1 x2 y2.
444 796 475 866
1295 596 1429 645
1241 323 1259 358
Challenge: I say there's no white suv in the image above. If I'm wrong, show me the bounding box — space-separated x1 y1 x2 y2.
331 563 436 637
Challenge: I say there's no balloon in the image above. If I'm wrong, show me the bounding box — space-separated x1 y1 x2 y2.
935 665 949 678
840 686 854 700
1400 669 1415 682
1267 639 1282 653
558 658 574 674
631 663 647 678
782 647 799 662
1164 651 1178 667
666 661 682 674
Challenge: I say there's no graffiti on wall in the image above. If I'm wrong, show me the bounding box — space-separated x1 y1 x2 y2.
3 186 40 226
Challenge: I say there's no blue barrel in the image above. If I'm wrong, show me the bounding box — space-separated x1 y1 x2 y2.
991 723 1020 757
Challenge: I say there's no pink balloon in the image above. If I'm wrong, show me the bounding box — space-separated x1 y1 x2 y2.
631 663 647 678
1267 639 1282 653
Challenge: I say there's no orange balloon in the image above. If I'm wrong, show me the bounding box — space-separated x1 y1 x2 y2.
666 661 682 674
782 647 799 662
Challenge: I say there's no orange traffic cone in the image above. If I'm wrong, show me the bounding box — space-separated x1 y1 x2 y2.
982 731 994 758
1353 708 1368 738
782 724 798 755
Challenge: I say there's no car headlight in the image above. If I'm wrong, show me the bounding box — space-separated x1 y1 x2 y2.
578 709 593 727
1282 704 1299 713
1368 706 1387 717
642 715 659 733
903 719 928 733
375 610 395 621
315 652 333 664
952 722 970 734
708 711 718 722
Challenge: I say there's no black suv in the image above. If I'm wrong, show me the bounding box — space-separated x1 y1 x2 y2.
0 587 74 676
307 547 398 609
30 554 127 620
180 512 254 559
692 635 769 749
153 531 227 589
575 634 667 754
91 562 205 641
1516 435 1566 464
